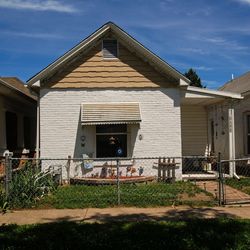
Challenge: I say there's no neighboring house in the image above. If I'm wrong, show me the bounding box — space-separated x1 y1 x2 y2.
215 71 250 159
0 77 37 157
27 22 241 179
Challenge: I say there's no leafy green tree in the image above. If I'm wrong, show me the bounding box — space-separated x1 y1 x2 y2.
184 68 205 88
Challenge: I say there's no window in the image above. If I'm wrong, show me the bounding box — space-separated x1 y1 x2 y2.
96 124 127 158
246 114 250 155
102 40 118 59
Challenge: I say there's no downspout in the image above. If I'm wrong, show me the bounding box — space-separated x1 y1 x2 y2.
228 100 236 178
234 172 240 180
36 96 40 159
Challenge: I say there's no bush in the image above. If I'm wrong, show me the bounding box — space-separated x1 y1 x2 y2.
7 162 57 208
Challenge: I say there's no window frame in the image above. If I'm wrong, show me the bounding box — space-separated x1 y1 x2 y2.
102 39 119 60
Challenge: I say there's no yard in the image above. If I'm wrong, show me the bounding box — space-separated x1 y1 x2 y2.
0 219 250 249
36 181 214 209
1 163 216 209
226 178 250 195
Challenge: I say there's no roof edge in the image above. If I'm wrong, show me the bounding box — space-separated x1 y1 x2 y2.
187 86 243 99
0 78 37 101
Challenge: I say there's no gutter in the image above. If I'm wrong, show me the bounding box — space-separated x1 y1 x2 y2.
187 86 243 99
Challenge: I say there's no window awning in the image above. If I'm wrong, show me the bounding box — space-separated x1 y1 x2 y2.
81 103 141 125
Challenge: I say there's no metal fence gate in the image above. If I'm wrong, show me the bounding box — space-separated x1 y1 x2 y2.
219 157 250 205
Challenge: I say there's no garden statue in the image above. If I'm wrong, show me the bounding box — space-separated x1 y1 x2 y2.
138 166 144 176
100 166 108 178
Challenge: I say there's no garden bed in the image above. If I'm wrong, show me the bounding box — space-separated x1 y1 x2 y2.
70 175 156 185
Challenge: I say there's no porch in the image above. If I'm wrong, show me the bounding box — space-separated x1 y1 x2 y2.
181 86 242 178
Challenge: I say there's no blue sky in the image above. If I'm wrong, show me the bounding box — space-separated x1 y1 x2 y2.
0 0 250 89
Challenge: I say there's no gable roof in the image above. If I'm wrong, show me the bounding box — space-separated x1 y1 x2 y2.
219 71 250 94
27 22 190 88
0 77 37 100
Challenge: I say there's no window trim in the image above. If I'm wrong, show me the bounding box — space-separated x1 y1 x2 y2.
102 39 119 60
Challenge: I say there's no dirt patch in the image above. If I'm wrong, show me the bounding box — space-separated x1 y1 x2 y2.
179 192 213 202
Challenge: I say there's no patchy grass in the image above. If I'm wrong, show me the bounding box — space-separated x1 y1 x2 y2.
0 219 250 249
226 178 250 195
37 181 215 209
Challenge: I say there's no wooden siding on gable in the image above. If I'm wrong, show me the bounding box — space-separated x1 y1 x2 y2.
45 42 176 88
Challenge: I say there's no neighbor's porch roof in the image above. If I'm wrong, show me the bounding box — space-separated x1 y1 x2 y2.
181 86 243 106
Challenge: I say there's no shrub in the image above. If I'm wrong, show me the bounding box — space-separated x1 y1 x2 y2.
7 162 57 208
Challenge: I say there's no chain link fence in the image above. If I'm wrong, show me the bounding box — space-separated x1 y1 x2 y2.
0 155 222 209
0 158 5 207
220 158 250 205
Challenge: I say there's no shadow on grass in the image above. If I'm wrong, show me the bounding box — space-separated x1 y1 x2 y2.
1 218 250 249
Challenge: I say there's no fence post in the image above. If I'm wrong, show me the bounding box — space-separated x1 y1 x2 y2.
158 157 161 182
66 155 71 184
4 153 12 200
116 159 120 206
218 152 224 206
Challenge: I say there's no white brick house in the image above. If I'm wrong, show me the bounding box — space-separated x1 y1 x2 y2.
27 22 242 179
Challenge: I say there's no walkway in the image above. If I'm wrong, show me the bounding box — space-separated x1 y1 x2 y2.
1 206 250 225
196 181 250 204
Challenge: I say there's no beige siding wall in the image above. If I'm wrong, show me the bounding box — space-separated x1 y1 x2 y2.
46 42 175 88
181 105 208 156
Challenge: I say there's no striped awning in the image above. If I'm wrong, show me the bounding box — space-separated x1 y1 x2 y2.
81 103 141 125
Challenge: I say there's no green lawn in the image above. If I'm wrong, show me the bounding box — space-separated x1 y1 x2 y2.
1 219 250 249
37 181 214 209
226 178 250 195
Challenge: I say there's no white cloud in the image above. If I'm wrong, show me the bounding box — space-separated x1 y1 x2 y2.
170 61 212 71
0 0 77 13
181 48 209 55
235 0 250 5
2 30 66 39
195 66 213 71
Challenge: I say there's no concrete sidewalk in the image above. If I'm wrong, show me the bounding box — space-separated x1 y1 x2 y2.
1 206 250 225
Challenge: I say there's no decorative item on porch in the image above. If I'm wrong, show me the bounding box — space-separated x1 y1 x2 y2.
71 159 155 185
100 165 108 178
125 165 136 176
138 166 144 176
82 154 93 170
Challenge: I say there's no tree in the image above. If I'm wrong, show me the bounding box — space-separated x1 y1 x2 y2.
184 68 205 88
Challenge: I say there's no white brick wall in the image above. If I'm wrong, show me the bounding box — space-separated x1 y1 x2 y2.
40 88 182 179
